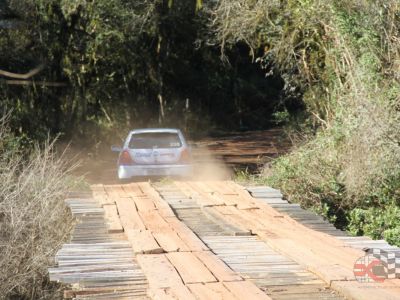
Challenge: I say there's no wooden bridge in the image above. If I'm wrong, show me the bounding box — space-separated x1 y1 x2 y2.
49 181 400 299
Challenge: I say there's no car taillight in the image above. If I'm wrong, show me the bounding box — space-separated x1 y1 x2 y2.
179 148 191 164
118 150 134 165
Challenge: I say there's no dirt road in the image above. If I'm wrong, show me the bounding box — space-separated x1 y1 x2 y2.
73 129 290 184
50 181 400 300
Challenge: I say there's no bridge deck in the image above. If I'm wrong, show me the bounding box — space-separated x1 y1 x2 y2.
49 181 400 299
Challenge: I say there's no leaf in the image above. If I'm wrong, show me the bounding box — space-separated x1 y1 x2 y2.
195 0 202 11
168 0 173 9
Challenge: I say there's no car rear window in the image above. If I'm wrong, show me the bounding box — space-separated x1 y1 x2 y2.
129 132 182 149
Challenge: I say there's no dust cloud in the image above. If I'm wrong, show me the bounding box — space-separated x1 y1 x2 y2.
190 145 232 181
61 129 288 184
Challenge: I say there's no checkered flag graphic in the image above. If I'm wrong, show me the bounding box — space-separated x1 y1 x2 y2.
367 248 400 279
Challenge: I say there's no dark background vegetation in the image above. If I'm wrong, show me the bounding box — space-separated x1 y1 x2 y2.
0 0 290 145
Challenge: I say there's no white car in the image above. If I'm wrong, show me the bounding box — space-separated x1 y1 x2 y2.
111 128 193 179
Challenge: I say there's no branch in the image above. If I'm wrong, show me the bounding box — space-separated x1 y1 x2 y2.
0 64 45 79
5 80 67 87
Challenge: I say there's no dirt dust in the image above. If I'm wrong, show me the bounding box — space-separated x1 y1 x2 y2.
66 129 290 184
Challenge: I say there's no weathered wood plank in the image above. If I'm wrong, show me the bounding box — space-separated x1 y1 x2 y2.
114 197 146 231
137 254 195 299
194 251 243 282
188 282 239 300
103 204 124 233
223 281 272 300
152 229 190 253
164 217 209 251
125 229 164 254
166 252 217 284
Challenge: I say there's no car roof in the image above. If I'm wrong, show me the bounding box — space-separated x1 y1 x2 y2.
129 128 181 134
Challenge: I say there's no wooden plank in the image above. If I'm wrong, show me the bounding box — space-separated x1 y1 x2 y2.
213 205 260 233
223 281 271 300
63 286 147 299
221 182 259 209
150 286 196 300
123 184 157 212
138 182 176 216
104 185 122 198
220 203 361 285
166 252 217 284
137 254 183 288
190 181 226 206
152 230 190 252
114 197 146 231
158 207 177 218
331 280 400 300
102 204 123 233
133 196 157 212
195 181 216 193
124 183 145 196
172 181 196 198
90 184 113 206
188 282 239 300
137 254 195 300
115 184 130 198
175 181 221 207
138 182 163 200
194 251 243 282
52 192 149 299
202 207 251 236
165 217 209 251
216 181 240 196
139 210 170 232
125 229 163 254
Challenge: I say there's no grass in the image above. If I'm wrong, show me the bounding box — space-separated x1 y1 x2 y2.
233 168 264 186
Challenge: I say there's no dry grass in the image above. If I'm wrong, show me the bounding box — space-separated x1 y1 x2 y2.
209 1 400 240
0 117 78 299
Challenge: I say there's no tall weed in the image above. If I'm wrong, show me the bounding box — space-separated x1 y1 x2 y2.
0 116 77 299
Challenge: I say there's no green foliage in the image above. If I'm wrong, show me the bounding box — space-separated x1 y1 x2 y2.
272 110 290 125
348 204 400 246
1 0 283 144
234 168 263 185
347 172 400 246
210 0 400 243
265 133 346 227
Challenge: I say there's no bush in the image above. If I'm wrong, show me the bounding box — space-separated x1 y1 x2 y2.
0 116 77 299
210 1 400 244
346 172 400 245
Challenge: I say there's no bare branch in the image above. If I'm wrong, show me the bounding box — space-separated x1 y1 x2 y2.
0 64 45 79
5 80 67 87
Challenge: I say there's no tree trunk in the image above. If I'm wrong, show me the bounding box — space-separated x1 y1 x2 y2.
157 49 165 124
156 1 169 125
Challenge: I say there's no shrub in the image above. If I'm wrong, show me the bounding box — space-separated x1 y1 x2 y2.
209 1 400 244
0 116 77 299
264 1 400 243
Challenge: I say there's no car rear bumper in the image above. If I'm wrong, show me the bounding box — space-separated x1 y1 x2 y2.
118 164 193 179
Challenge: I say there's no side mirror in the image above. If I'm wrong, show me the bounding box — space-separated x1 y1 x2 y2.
111 145 122 152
